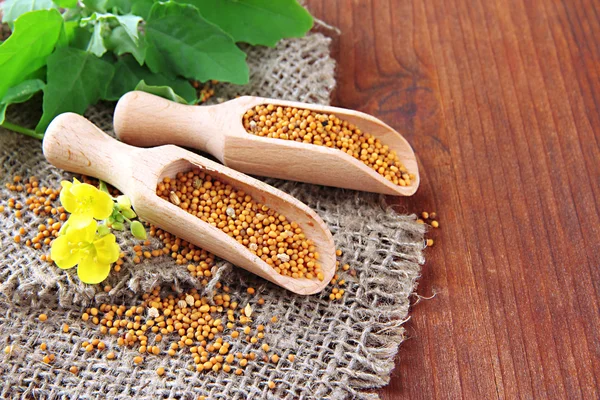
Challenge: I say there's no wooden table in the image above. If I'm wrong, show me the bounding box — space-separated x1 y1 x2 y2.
307 0 600 398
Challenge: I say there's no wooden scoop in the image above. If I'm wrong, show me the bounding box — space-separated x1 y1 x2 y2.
114 91 420 196
42 113 336 295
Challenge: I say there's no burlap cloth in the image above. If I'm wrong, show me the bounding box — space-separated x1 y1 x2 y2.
0 32 425 399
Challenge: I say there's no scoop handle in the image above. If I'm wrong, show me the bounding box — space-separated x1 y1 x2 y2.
114 91 225 158
42 113 134 192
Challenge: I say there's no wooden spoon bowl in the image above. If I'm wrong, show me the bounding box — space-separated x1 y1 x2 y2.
114 91 420 196
42 113 336 295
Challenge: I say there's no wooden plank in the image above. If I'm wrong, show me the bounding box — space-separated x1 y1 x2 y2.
306 0 600 398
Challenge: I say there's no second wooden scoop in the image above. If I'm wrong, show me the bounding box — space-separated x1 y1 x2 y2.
114 91 420 196
42 113 336 295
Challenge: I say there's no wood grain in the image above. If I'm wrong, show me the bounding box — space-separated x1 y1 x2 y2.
306 0 600 398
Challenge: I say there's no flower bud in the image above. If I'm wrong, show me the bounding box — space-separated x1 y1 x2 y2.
97 224 110 237
111 221 125 231
116 195 131 209
121 208 137 219
130 221 147 240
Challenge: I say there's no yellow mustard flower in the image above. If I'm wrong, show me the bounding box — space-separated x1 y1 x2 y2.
51 220 120 284
60 178 113 228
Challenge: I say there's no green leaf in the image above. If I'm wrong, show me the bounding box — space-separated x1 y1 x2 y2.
0 9 63 100
105 55 195 102
105 0 132 13
70 26 93 50
87 19 108 56
82 12 143 58
0 0 56 28
183 0 313 47
135 80 187 104
0 79 45 124
36 47 115 132
52 0 77 8
83 13 142 43
57 20 79 48
0 105 7 125
2 79 45 104
82 0 107 13
130 0 153 19
105 25 146 64
145 1 248 84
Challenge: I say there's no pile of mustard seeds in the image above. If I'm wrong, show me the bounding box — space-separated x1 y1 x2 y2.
157 169 324 280
243 105 416 187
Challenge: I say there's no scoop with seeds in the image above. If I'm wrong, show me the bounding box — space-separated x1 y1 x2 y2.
114 91 419 196
43 113 335 295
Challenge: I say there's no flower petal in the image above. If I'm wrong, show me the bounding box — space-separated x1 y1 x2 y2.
50 235 80 269
59 181 77 213
66 219 97 242
77 254 111 284
92 190 114 220
93 233 120 264
68 212 95 229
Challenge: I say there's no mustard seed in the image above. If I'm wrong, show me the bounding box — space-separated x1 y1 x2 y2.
107 352 116 360
431 220 439 228
156 170 323 280
156 367 165 376
40 343 47 351
69 366 78 374
38 313 47 322
133 356 143 364
268 381 276 389
243 105 415 187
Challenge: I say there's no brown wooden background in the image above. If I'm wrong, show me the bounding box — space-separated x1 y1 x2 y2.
306 0 600 398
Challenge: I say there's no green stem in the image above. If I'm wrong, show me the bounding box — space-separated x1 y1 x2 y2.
1 121 44 140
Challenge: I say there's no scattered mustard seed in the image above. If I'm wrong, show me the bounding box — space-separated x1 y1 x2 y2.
156 367 165 376
268 381 276 389
38 313 47 322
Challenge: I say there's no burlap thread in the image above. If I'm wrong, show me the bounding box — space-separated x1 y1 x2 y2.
0 32 425 399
